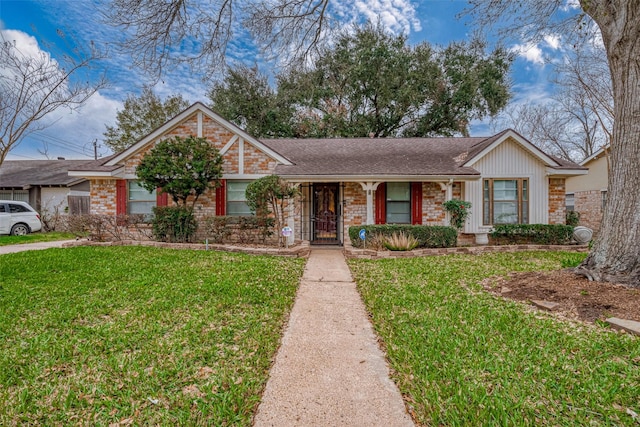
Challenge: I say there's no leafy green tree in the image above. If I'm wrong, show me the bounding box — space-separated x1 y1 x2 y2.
245 175 299 246
136 135 224 207
282 25 512 138
210 24 512 138
208 66 293 137
104 86 190 152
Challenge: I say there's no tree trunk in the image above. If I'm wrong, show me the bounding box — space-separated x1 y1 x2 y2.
578 0 640 285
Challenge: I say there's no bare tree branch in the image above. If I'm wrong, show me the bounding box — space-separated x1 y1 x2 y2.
103 0 341 81
0 31 108 166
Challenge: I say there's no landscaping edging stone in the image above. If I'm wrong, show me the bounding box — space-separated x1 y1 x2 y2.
343 238 589 260
62 239 311 258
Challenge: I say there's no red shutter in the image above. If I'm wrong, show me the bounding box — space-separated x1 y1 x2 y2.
156 188 168 206
375 183 386 224
411 182 423 225
215 179 226 216
116 179 127 215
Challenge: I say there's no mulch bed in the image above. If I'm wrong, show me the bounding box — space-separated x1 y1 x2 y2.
483 270 640 323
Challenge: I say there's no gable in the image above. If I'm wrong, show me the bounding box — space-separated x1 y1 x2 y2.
71 103 292 179
463 130 560 169
469 137 548 176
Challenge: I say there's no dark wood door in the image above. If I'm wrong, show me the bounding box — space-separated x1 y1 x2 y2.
312 184 339 244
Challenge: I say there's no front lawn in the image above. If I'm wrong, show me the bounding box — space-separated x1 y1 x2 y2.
350 252 640 426
0 246 305 425
0 231 75 246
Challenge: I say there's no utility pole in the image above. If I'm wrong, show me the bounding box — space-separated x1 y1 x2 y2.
93 139 98 160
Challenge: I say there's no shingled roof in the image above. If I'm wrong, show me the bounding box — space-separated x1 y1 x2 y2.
260 130 585 179
260 136 496 177
0 160 93 189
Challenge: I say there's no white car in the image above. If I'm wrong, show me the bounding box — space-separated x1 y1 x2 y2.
0 200 43 235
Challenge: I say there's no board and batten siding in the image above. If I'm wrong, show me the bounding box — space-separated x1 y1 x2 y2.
464 138 549 234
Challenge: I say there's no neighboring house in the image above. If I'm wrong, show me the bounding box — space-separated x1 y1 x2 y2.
565 146 609 232
68 103 586 245
0 160 91 215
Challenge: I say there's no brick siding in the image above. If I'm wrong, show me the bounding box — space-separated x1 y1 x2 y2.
573 190 604 231
548 178 566 225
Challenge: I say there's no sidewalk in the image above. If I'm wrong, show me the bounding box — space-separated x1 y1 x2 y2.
254 248 414 427
0 240 76 255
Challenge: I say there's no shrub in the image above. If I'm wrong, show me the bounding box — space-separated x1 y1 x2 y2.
238 216 275 244
203 216 232 243
383 232 419 251
349 225 458 248
152 206 197 243
443 199 472 229
203 215 276 245
490 224 574 245
63 214 150 241
245 175 298 247
566 210 580 227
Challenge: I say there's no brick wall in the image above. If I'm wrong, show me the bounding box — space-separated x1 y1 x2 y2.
548 178 566 225
224 141 240 174
90 179 117 215
202 115 235 151
244 142 278 174
343 183 367 234
423 182 446 224
574 190 604 231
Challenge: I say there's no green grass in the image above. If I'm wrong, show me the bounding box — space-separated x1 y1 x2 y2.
0 246 305 425
350 251 640 426
0 231 75 246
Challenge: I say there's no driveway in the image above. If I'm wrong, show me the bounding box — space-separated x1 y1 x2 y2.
0 240 75 255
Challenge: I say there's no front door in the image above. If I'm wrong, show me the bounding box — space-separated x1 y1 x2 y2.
312 183 340 244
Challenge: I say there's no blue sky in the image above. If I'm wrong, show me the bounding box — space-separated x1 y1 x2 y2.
0 0 570 160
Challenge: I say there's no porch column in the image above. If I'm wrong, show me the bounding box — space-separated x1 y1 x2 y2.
359 182 382 225
287 183 300 244
438 179 454 224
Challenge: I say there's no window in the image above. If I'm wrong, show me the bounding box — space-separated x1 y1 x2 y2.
9 203 31 213
483 179 528 225
601 190 607 210
386 182 411 224
128 181 156 215
0 204 5 213
227 180 252 216
566 193 575 212
0 190 29 202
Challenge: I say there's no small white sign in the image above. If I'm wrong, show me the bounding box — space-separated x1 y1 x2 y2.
281 226 293 237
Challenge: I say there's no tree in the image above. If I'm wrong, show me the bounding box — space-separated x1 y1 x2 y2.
104 0 335 81
497 37 613 162
104 86 190 153
210 24 512 138
208 66 293 138
245 175 299 247
467 1 640 285
0 30 107 167
136 136 224 206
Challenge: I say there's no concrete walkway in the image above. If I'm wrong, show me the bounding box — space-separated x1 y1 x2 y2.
254 248 414 427
0 240 76 255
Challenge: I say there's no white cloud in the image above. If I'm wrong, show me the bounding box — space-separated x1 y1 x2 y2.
353 0 421 34
544 34 561 50
1 29 52 64
511 43 545 65
561 0 581 12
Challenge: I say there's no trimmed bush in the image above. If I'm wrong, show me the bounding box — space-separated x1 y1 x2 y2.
203 215 276 245
152 206 197 243
349 225 457 249
490 224 574 245
566 210 580 227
